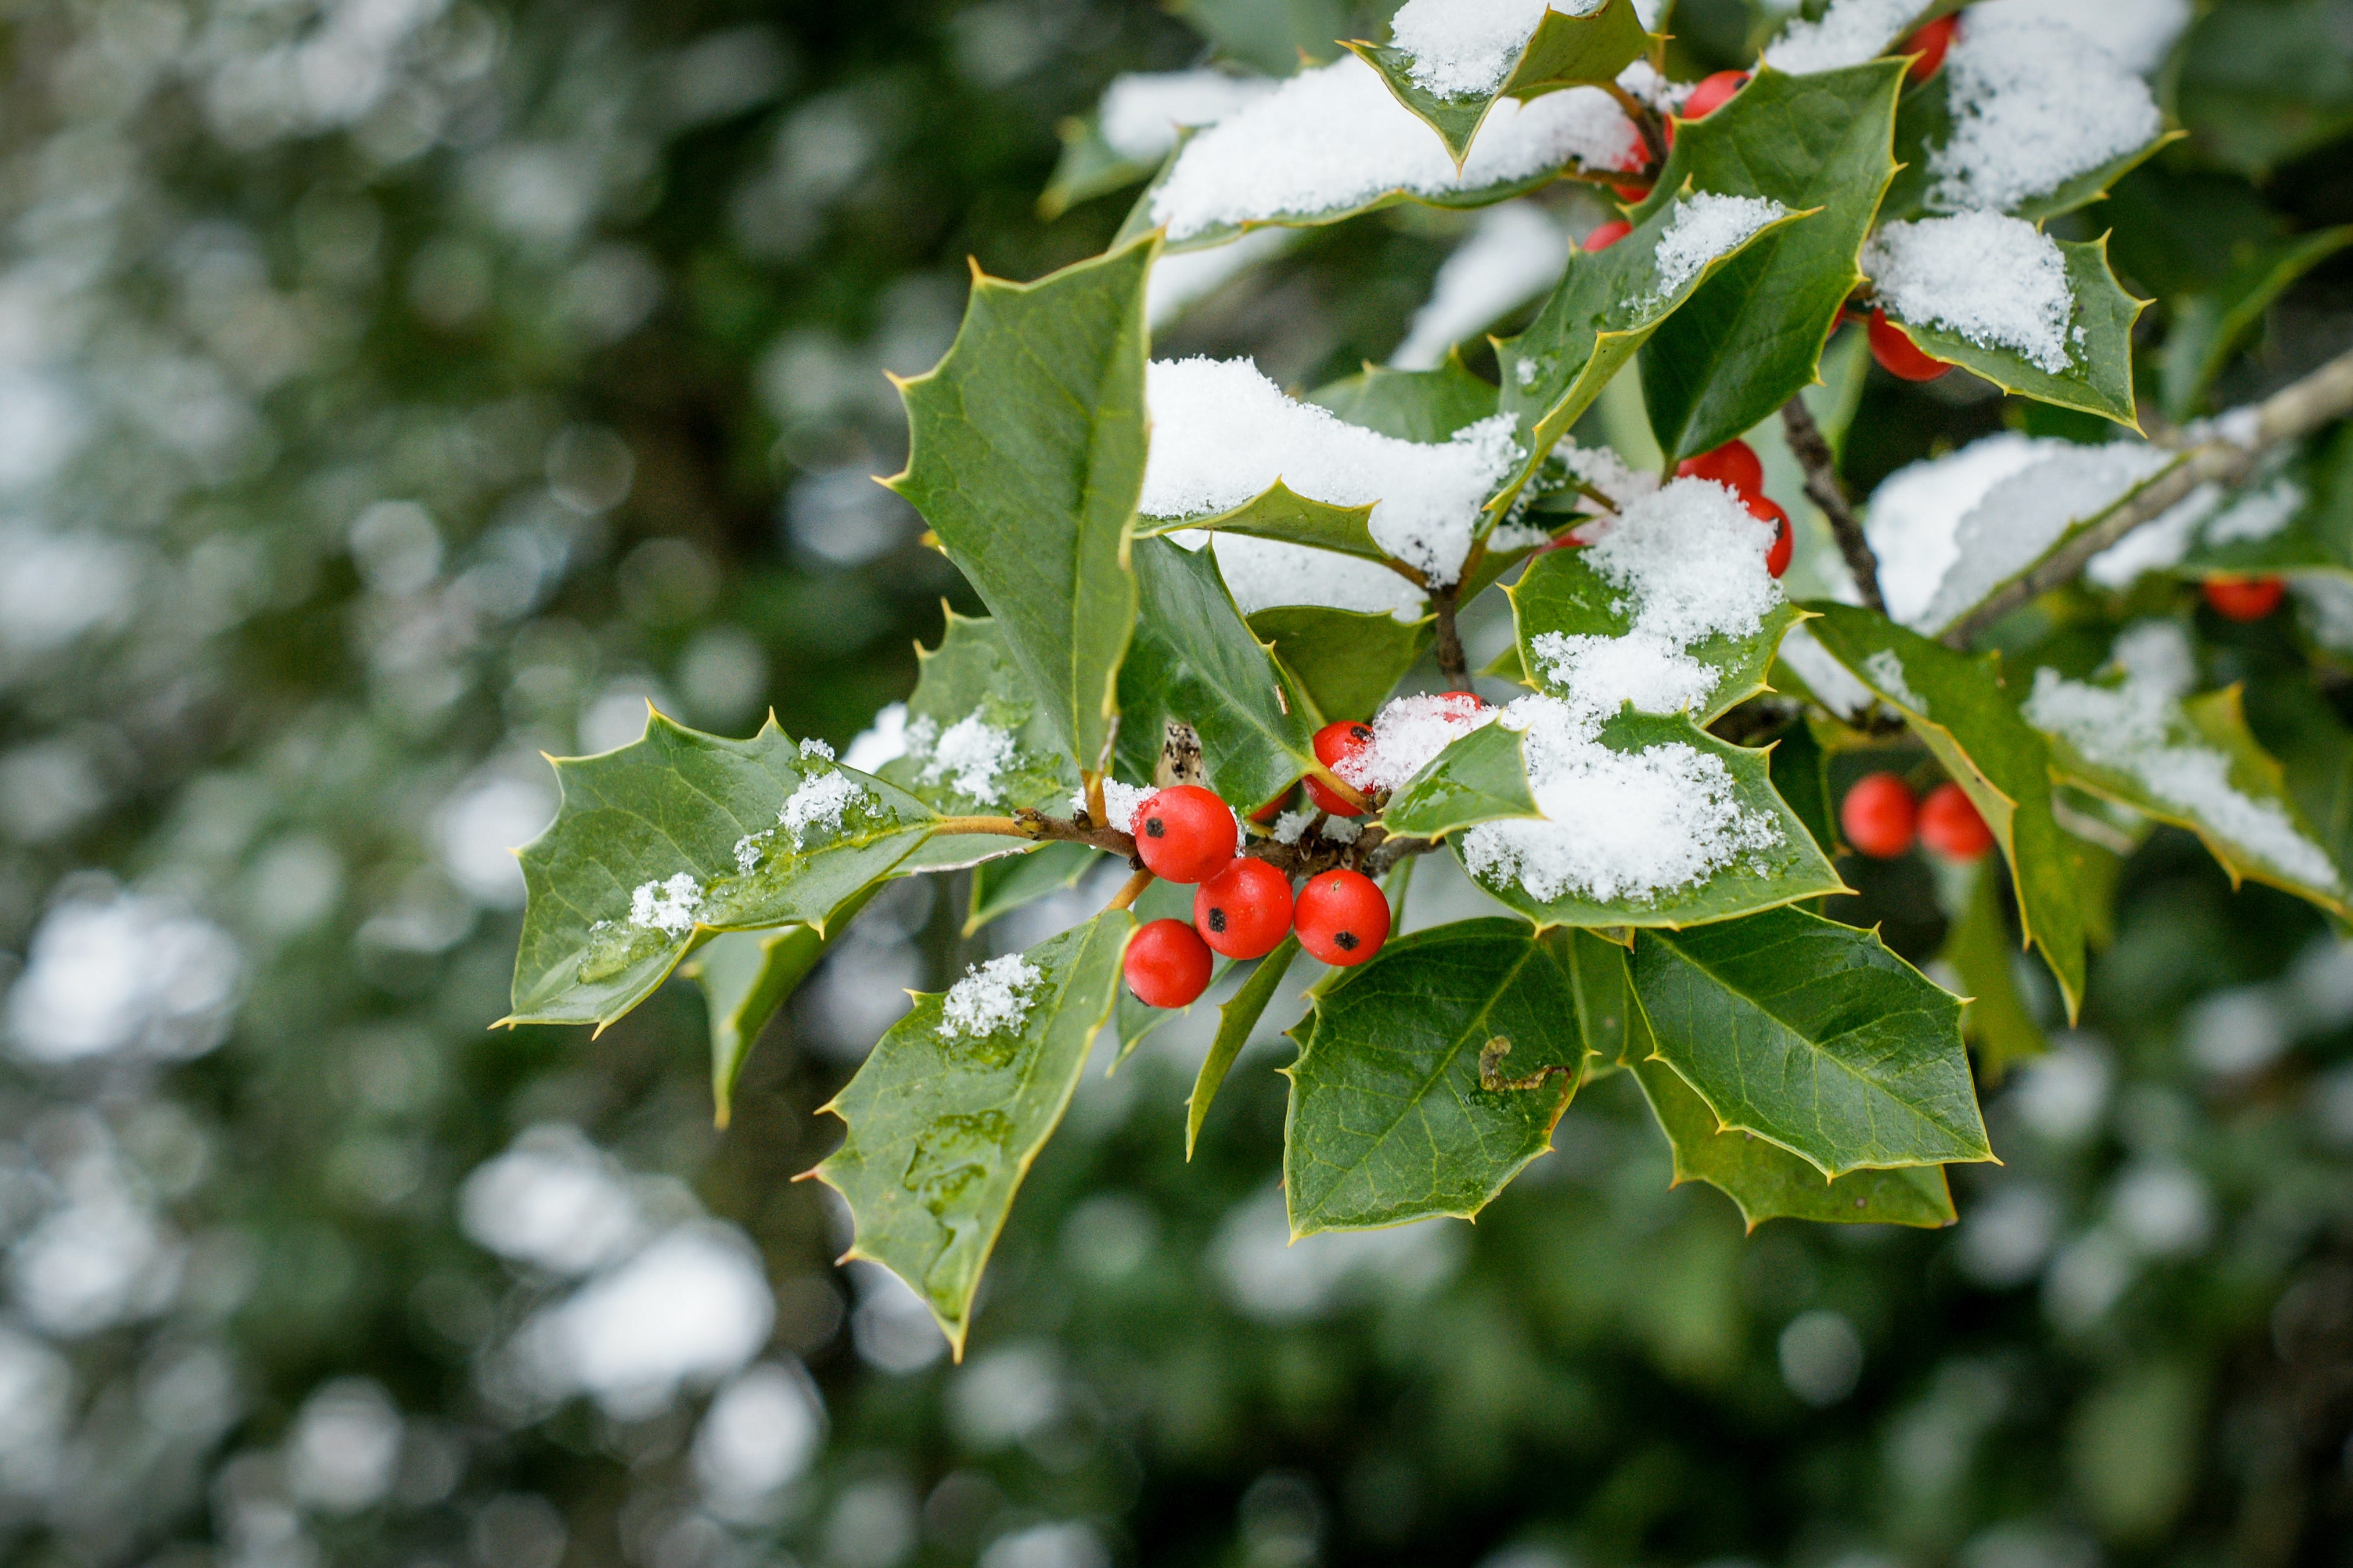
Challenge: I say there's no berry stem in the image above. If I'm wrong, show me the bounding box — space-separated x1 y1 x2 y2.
1106 867 1155 911
1779 395 1884 614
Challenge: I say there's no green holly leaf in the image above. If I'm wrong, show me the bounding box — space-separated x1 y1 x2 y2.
2174 0 2353 178
1041 114 1154 220
812 910 1134 1356
1283 919 1592 1234
1870 237 2146 429
1171 0 1350 74
889 239 1153 777
1348 0 1652 167
880 610 1086 873
1187 935 1301 1157
1249 605 1433 727
1134 482 1387 561
1631 1054 1956 1230
1308 353 1501 439
1383 721 1542 842
1498 189 1815 489
2162 226 2353 421
1115 535 1326 812
1764 713 1840 863
1564 925 1635 1067
684 887 877 1127
965 842 1102 936
1634 62 1907 462
2240 664 2353 896
1935 857 2047 1081
1434 711 1845 930
1804 604 2088 1019
1506 548 1808 725
508 715 936 1029
1631 904 1990 1177
1884 74 2177 224
2026 672 2350 917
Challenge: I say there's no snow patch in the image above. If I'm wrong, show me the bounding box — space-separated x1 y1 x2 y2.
781 768 868 846
1971 0 2190 77
940 954 1046 1040
630 873 702 935
1341 693 1503 794
1646 194 1789 305
1070 780 1152 834
920 714 1019 805
1762 0 1919 74
1098 70 1278 163
1862 213 2074 373
1389 0 1580 99
1927 13 2161 215
1863 648 1924 711
1392 204 1567 370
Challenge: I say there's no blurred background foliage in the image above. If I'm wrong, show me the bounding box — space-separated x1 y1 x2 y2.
1 1 2351 1566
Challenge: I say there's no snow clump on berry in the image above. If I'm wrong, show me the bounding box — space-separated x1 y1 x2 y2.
629 873 702 935
940 954 1048 1040
1337 693 1503 794
1926 13 2160 215
1862 214 2074 373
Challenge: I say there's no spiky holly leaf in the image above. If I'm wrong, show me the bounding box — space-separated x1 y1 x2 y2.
1804 604 2088 1019
684 889 876 1127
1934 857 2046 1080
1383 721 1542 842
1041 114 1154 219
882 611 1085 873
1249 605 1433 728
1498 189 1814 492
1350 0 1652 167
1171 0 1350 74
1884 73 2177 224
1186 934 1301 1157
508 715 934 1029
813 910 1133 1356
1507 547 1808 725
1631 904 1990 1178
1134 483 1386 561
1631 1055 1957 1229
1115 535 1327 812
1872 239 2146 429
2163 226 2353 419
889 239 1153 777
1283 920 1593 1234
2169 0 2353 178
1634 62 1908 461
1308 354 1501 439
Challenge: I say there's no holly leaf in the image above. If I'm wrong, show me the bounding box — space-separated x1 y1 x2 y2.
683 890 876 1127
882 610 1086 873
1041 114 1154 219
2028 674 2350 917
1885 74 2178 224
1631 1054 1957 1229
1634 62 1908 462
1171 0 1350 74
888 239 1153 777
2174 0 2353 178
1507 547 1807 724
1115 535 1326 812
1631 904 1990 1177
1804 604 2088 1019
1935 856 2047 1081
1308 354 1501 439
1498 189 1815 490
1187 935 1301 1157
1348 0 1652 167
1283 920 1592 1234
812 910 1134 1356
1764 712 1840 861
1383 721 1542 841
1434 711 1845 929
508 715 935 1029
1134 482 1387 561
965 842 1102 936
1249 605 1433 727
1871 237 2146 429
2162 226 2353 421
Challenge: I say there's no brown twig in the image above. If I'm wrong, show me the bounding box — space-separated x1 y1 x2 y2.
1780 396 1884 615
1430 584 1469 684
1941 346 2353 646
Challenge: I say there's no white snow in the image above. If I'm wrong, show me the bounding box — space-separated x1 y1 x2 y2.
1201 535 1433 620
1098 70 1278 164
940 954 1045 1039
1862 213 2074 373
1863 647 1925 710
781 767 868 846
1142 356 1523 587
1971 0 2190 77
1460 693 1786 904
1526 478 1783 717
2084 484 2222 589
1391 204 1567 370
1763 0 1918 76
1646 194 1790 304
1148 228 1296 327
798 737 834 760
1864 435 2053 625
1927 13 2162 214
919 713 1019 805
1780 623 1880 718
1555 439 1661 512
1149 55 1639 241
1069 779 1151 834
843 702 910 772
629 872 702 935
2202 478 2305 545
2024 623 2340 891
1389 0 1575 98
1340 693 1504 794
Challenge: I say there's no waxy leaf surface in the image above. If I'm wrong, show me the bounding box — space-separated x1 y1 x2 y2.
1249 605 1432 728
1308 355 1501 440
1350 0 1652 166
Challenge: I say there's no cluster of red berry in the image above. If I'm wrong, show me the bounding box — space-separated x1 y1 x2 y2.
1586 20 1968 390
2203 578 2285 622
1838 771 1993 862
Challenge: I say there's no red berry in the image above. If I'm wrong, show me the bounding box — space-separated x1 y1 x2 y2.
1583 219 1633 253
1869 308 1952 383
1666 70 1748 146
1434 691 1488 720
1608 146 1651 204
1249 784 1296 826
1917 782 1994 862
1676 438 1764 496
1293 870 1391 967
2204 577 2286 622
1841 772 1918 859
1307 720 1375 816
1901 15 1958 84
1194 858 1294 960
1743 493 1793 578
1134 784 1237 884
1124 919 1213 1008
1610 181 1653 204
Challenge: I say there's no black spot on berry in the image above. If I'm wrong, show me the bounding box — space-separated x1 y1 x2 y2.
1144 818 1164 838
1348 725 1373 742
1206 908 1227 933
1334 931 1359 950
